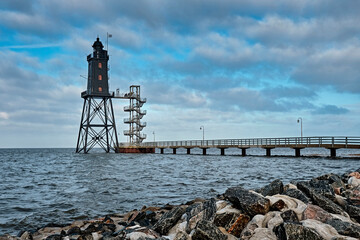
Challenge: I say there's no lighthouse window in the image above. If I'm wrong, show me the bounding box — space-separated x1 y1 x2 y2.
98 87 102 92
98 75 102 80
98 62 102 68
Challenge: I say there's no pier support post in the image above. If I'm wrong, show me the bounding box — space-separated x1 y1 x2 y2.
330 148 336 157
187 148 191 154
172 148 176 154
202 148 207 155
241 148 247 156
265 148 273 157
294 148 302 157
220 148 225 156
160 148 164 154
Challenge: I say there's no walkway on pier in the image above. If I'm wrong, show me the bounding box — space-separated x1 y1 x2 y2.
141 136 360 157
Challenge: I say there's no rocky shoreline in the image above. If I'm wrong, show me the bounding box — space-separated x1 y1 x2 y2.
2 168 360 240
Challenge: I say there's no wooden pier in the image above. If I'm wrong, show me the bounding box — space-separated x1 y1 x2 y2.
137 136 360 157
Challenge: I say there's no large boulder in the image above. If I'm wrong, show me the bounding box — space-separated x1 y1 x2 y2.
192 220 227 240
283 188 311 204
345 204 360 223
274 222 325 240
348 177 360 188
301 219 341 240
214 202 242 231
214 211 241 230
297 182 349 217
224 187 270 216
303 204 332 223
265 195 307 221
255 179 284 196
316 174 345 190
184 198 217 233
152 206 186 235
309 178 336 200
326 218 360 238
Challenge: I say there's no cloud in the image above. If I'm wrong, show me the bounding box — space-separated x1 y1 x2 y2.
313 105 349 115
292 45 360 93
0 0 34 13
244 15 360 47
0 0 359 147
0 112 9 120
143 82 207 108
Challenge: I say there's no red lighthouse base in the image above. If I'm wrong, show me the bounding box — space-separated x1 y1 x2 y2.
115 147 155 153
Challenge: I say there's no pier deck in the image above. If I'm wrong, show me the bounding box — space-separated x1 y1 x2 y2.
137 136 360 157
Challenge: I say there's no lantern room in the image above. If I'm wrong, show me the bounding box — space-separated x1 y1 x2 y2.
85 37 109 96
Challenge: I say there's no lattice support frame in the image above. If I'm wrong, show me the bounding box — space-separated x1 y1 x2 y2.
76 96 119 153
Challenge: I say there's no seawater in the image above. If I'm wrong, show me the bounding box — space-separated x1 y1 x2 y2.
0 148 359 235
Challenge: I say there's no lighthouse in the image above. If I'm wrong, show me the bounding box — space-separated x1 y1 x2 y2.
76 37 119 153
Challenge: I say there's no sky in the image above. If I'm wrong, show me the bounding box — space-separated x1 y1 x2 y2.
0 0 359 148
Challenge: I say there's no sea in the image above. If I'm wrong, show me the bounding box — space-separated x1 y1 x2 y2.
0 147 359 235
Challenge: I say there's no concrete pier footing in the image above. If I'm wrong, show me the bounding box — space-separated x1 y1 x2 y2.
241 148 247 156
294 148 304 157
202 148 207 155
330 148 337 157
264 148 274 157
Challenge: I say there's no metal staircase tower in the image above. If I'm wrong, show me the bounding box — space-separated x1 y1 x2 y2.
123 85 147 145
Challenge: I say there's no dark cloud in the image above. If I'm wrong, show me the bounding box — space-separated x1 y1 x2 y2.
208 88 283 112
262 86 316 99
0 0 34 13
313 105 349 115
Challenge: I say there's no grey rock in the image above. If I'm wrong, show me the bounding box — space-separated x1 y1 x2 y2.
274 222 325 240
345 202 360 223
297 182 349 217
280 210 299 223
283 188 311 204
316 174 345 189
185 202 202 220
326 218 360 238
202 198 217 222
224 187 270 216
309 178 336 200
152 206 185 235
256 179 284 196
184 198 217 233
185 198 216 222
192 220 227 240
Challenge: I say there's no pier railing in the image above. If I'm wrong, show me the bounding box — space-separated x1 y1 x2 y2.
141 136 360 149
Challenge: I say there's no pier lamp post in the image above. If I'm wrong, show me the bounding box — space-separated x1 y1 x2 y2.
153 131 155 142
297 117 303 141
200 126 204 146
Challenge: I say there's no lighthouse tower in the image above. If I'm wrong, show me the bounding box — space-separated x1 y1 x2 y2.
76 37 119 153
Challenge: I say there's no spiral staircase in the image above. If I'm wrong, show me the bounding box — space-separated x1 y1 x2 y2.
123 85 147 145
